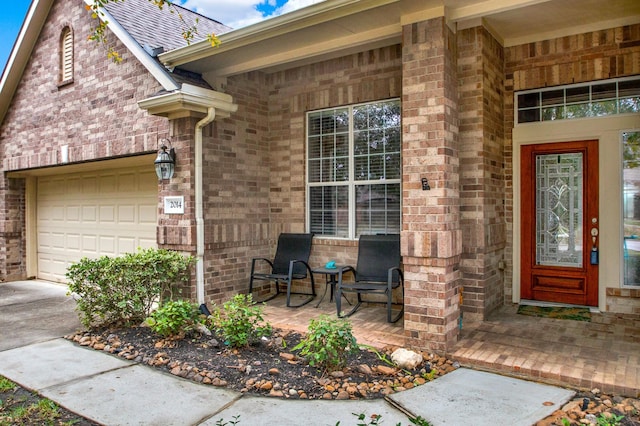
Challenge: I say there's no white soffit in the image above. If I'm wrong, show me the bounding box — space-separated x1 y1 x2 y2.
161 0 638 77
469 0 640 47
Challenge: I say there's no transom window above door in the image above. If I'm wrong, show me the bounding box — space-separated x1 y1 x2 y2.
516 76 640 124
306 99 401 239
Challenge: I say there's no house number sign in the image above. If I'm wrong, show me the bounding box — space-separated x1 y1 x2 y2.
164 196 184 214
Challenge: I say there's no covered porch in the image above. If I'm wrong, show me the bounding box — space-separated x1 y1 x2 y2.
262 295 640 397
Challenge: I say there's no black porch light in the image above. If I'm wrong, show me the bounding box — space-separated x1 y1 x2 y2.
154 144 176 181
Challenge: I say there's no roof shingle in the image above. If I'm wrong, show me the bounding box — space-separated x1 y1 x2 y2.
104 0 232 53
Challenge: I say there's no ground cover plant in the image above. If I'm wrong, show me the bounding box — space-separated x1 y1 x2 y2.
0 376 99 426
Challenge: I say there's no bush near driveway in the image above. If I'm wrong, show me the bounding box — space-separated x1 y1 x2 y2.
66 248 195 329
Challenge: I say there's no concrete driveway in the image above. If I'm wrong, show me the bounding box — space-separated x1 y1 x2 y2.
0 280 81 351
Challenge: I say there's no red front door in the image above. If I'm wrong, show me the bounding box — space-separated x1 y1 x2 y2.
521 140 599 306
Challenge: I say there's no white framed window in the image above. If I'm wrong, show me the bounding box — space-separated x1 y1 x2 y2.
516 76 640 124
60 27 73 83
622 130 640 287
306 99 401 239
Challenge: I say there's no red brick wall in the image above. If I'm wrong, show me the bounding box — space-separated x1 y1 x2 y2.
199 72 272 303
457 26 506 321
0 0 170 280
198 46 403 305
401 18 461 353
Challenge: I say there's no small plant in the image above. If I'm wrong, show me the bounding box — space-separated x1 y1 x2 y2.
215 415 241 426
145 300 202 338
351 413 385 425
0 377 16 392
294 315 358 372
211 294 272 348
335 413 432 426
596 412 625 426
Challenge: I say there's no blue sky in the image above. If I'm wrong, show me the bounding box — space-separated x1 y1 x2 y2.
0 0 324 77
0 1 32 77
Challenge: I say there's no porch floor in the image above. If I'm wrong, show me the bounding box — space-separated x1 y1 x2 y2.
262 295 640 397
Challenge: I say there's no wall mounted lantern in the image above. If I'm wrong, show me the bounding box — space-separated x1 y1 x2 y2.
154 141 176 181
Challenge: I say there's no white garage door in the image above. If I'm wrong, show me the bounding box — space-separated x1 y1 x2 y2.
37 167 158 282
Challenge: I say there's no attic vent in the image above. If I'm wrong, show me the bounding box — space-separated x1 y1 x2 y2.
60 27 73 83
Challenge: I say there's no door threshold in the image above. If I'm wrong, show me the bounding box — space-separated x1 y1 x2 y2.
519 299 601 314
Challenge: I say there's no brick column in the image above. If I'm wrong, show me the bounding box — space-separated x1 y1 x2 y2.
401 17 461 353
457 27 506 321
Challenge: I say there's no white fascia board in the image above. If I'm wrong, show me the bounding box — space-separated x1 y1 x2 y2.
158 0 398 68
82 0 179 92
138 83 238 118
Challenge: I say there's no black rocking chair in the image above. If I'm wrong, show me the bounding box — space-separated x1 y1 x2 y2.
248 233 316 307
335 234 403 322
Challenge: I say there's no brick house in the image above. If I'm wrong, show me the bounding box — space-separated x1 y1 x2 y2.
1 0 639 352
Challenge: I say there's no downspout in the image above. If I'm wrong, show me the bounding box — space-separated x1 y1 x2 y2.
195 107 216 304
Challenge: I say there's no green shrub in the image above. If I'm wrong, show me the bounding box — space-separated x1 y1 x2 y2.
66 248 195 329
293 315 358 372
211 294 272 348
145 300 201 338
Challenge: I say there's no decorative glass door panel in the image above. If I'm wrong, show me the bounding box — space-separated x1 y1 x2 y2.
521 141 598 306
535 153 583 267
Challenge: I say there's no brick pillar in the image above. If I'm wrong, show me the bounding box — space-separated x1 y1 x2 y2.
457 27 506 321
156 117 197 298
401 17 461 353
0 177 26 281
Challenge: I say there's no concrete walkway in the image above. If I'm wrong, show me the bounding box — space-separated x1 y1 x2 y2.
0 280 575 425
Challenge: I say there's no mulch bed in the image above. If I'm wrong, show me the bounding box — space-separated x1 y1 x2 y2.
66 325 455 401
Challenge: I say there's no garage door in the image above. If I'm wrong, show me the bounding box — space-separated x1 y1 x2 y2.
37 167 158 282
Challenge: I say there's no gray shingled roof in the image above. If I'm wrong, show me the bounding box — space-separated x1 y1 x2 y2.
104 0 233 53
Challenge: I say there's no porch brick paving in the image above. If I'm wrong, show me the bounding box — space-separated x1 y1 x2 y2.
451 305 640 397
261 295 640 397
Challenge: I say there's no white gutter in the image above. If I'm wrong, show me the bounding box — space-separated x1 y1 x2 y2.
194 108 215 304
83 0 179 91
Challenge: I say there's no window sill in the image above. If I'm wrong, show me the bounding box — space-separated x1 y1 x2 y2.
57 78 74 88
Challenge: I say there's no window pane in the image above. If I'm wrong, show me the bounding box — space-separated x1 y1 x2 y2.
355 184 401 235
518 92 539 108
542 89 564 106
354 130 369 156
592 83 616 100
619 97 640 113
542 106 564 121
308 109 350 183
336 134 348 157
309 186 349 237
618 79 640 98
623 131 640 286
335 110 349 133
591 100 618 116
308 159 321 182
386 153 401 179
308 112 321 136
566 86 589 104
565 103 591 119
308 136 320 159
518 109 540 123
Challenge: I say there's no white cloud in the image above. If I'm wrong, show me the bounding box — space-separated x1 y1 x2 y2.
178 0 326 30
274 0 325 16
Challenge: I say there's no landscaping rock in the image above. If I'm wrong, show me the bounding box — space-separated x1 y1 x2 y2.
391 348 423 370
